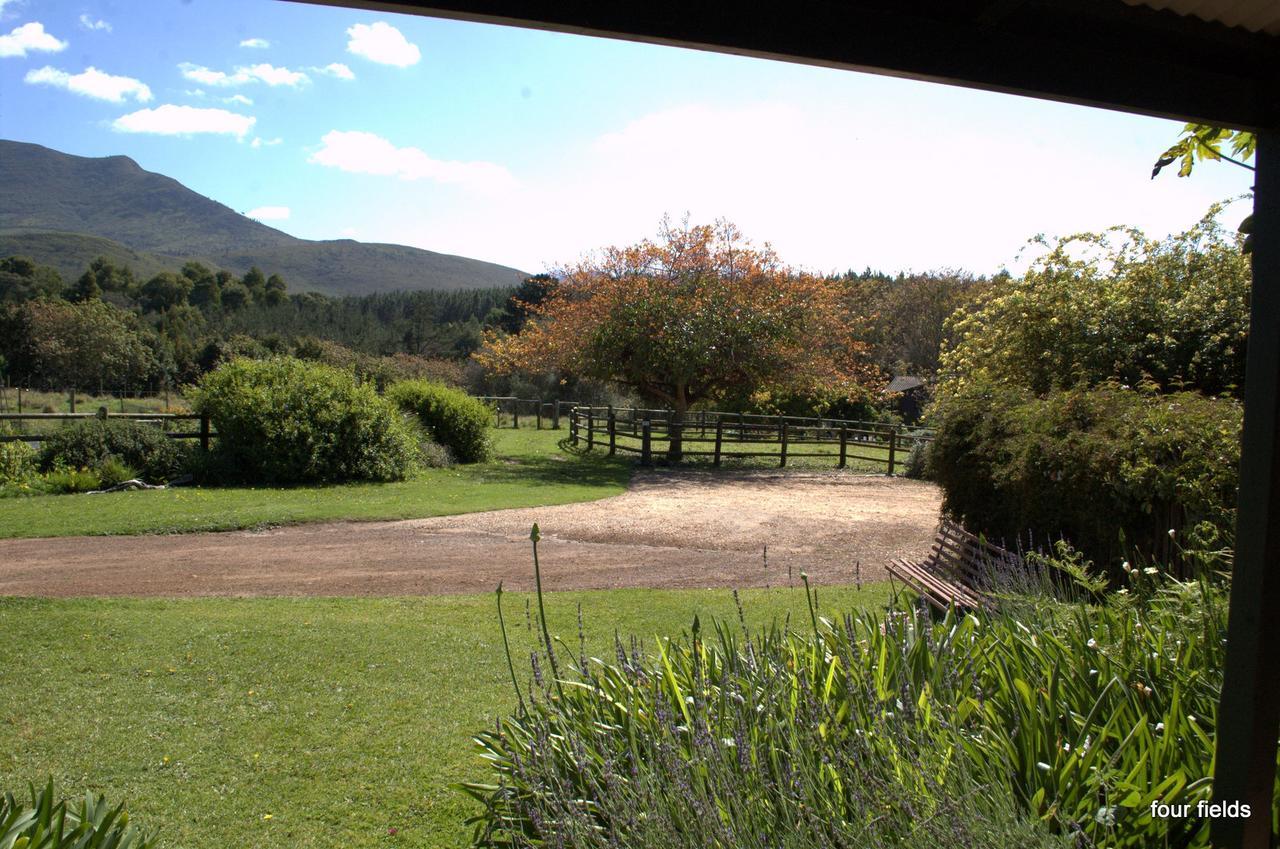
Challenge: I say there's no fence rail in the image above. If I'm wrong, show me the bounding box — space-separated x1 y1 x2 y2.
568 406 932 474
474 396 581 429
0 410 215 449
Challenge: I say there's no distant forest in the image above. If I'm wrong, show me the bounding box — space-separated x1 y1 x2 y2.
0 254 525 392
0 251 996 406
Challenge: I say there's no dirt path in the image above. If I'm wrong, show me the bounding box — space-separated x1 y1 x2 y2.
0 471 942 597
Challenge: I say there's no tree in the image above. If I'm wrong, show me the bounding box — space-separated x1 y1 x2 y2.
220 281 251 311
0 256 63 302
1 299 154 390
138 272 194 313
476 218 880 460
1153 123 1256 252
73 256 135 303
493 274 556 334
263 273 288 306
242 266 267 301
937 205 1251 398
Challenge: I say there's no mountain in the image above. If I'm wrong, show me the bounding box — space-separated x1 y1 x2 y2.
0 140 529 295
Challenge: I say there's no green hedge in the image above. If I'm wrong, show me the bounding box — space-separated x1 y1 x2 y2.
927 381 1240 578
387 380 492 464
190 357 421 484
39 419 189 483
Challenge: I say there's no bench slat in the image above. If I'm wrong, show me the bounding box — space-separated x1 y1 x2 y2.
888 519 1024 611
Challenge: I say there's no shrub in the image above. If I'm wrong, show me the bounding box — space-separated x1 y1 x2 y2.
0 428 36 485
96 457 138 487
0 780 157 848
39 419 189 483
38 467 103 494
927 380 1241 579
190 357 421 484
387 379 492 463
467 552 1265 849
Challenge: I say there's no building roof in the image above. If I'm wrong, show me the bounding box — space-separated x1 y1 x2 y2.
1124 0 1280 35
887 376 926 393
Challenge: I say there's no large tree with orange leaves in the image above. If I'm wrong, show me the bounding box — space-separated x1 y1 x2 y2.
476 218 880 460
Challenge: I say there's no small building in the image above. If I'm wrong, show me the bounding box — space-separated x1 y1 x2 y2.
886 376 926 424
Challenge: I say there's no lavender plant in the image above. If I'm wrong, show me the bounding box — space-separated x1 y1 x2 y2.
463 534 1272 849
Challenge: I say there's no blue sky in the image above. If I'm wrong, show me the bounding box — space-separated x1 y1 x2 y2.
0 0 1256 276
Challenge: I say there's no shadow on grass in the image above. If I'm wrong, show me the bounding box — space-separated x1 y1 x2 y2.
476 438 634 489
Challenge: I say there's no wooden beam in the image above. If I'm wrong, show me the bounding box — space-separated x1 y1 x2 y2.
293 0 1279 128
1213 127 1280 849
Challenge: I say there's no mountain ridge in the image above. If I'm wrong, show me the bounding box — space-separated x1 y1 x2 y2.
0 139 529 295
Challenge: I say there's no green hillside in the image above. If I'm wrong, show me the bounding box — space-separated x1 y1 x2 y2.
0 139 529 294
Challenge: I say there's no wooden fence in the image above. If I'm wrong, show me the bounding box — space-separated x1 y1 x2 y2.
568 406 933 474
474 396 580 429
0 411 215 449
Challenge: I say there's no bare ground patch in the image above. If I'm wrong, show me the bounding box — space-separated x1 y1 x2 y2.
0 471 942 597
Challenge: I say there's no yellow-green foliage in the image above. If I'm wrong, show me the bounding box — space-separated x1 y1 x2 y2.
387 379 493 463
939 205 1250 398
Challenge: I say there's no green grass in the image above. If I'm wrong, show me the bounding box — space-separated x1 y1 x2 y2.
0 583 892 849
0 428 631 538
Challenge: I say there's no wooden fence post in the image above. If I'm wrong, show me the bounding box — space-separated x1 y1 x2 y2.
513 400 519 430
69 388 76 413
780 422 788 468
200 413 211 452
887 427 897 475
608 410 616 456
587 409 595 450
552 401 561 429
570 408 579 445
839 425 848 468
714 419 723 467
641 420 652 466
536 401 542 430
738 411 745 441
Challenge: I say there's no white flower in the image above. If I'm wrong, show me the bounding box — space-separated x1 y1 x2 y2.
1144 567 1159 575
1087 638 1098 649
1155 722 1165 732
1168 528 1176 539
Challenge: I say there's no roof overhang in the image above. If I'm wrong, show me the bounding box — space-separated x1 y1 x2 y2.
294 0 1279 128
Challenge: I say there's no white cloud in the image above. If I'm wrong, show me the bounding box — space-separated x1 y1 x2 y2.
312 62 354 79
178 61 308 87
224 94 253 106
308 130 515 192
78 14 110 32
345 22 419 67
112 104 255 138
246 205 290 220
239 37 269 48
250 136 282 148
0 21 67 57
25 65 150 102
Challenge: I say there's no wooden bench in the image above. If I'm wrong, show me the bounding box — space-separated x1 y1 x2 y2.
887 519 1023 611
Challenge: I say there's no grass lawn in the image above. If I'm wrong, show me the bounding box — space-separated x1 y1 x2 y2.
0 583 893 848
0 428 632 539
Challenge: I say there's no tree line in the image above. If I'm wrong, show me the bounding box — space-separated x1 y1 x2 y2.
0 254 515 391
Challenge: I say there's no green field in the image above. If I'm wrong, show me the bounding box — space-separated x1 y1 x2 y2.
0 584 893 848
0 428 631 538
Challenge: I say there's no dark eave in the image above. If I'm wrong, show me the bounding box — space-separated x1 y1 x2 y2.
292 0 1280 128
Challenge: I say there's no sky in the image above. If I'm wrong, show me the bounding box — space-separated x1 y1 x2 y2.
0 0 1257 277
